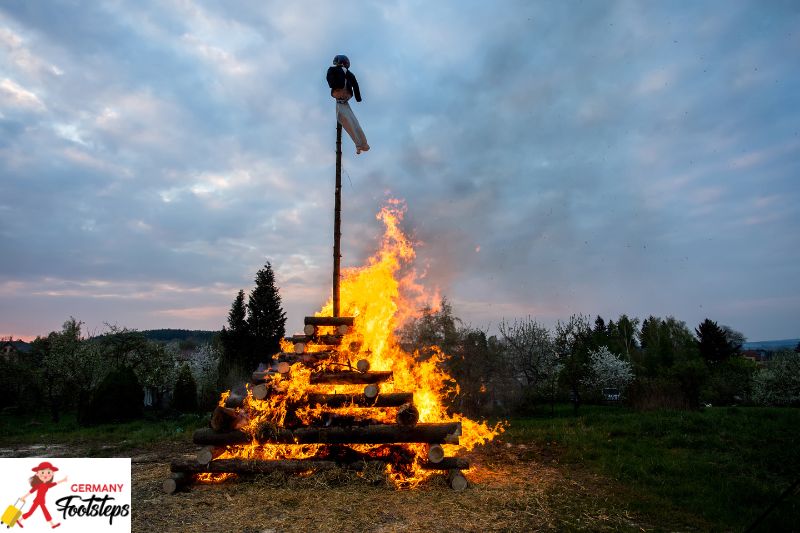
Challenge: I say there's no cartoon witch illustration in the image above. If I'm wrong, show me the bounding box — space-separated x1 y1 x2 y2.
16 461 67 529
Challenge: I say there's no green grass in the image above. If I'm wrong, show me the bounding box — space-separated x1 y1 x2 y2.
0 411 207 451
508 405 800 531
2 406 797 530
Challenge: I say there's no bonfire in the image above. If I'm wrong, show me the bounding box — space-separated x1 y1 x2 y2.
165 201 503 493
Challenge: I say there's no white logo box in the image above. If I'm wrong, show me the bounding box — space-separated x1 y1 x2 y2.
0 457 131 532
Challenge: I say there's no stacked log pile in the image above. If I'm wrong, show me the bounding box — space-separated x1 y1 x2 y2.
166 316 470 493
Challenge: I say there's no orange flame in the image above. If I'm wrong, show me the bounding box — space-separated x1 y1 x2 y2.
215 199 503 487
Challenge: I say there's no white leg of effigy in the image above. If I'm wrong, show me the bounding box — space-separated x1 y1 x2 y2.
336 101 370 154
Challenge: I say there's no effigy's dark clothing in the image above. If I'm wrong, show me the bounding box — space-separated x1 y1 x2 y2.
326 67 362 102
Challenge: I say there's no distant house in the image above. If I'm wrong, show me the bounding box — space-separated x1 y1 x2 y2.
742 350 768 365
1 339 32 361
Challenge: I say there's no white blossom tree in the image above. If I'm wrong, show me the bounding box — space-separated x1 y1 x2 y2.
187 342 222 410
752 351 800 406
583 346 634 396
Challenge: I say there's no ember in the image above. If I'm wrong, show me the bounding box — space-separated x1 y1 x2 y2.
166 201 503 493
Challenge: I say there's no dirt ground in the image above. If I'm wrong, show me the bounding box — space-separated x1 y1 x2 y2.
129 440 681 533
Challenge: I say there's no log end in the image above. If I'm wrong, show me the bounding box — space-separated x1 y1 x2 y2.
427 444 444 464
163 473 190 494
196 448 214 465
448 470 468 492
396 403 420 427
252 383 269 400
356 358 370 373
363 384 379 399
162 478 178 494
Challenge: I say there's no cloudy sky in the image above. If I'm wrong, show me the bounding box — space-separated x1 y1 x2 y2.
1 1 798 342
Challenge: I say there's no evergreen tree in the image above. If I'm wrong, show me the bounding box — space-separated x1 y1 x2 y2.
228 289 248 334
695 319 736 364
246 262 286 369
217 290 251 389
591 315 608 351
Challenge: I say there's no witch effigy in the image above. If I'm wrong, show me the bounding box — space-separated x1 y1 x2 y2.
326 54 369 154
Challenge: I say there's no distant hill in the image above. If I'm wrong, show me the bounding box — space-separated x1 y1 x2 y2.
742 339 799 352
141 329 218 345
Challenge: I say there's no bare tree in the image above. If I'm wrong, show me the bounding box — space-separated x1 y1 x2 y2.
499 317 561 413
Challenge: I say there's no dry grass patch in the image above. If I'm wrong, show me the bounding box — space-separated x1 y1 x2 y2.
132 442 661 533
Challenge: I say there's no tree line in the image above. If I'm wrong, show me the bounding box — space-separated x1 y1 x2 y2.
0 262 286 424
398 300 800 415
2 260 797 424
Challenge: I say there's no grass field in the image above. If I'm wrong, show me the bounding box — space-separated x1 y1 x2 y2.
507 405 800 531
1 406 797 531
0 411 205 453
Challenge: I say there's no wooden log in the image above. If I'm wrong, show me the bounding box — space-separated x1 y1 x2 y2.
306 392 412 408
252 370 274 382
427 444 444 464
363 384 379 399
193 422 462 446
275 351 334 364
252 363 290 382
286 334 343 345
304 316 355 327
396 403 420 427
348 341 362 352
303 324 317 336
224 393 245 409
210 406 239 432
172 458 386 475
421 457 469 470
196 446 224 465
172 457 468 477
193 428 252 446
356 359 370 373
444 421 462 444
336 324 351 335
252 383 269 400
163 472 192 494
261 422 461 445
448 469 468 491
310 371 392 385
294 342 306 354
317 413 384 427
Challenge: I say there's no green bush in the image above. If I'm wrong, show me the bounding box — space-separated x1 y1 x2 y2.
171 363 198 412
703 357 757 406
80 365 144 425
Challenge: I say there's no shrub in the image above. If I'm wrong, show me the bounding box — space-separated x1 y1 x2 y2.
582 346 634 401
80 365 144 425
752 351 800 406
627 378 694 410
702 357 757 406
171 363 198 412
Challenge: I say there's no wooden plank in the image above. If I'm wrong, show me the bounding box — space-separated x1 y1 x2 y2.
304 316 355 327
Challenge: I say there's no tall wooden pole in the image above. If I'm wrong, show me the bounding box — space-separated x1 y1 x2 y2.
333 122 342 317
